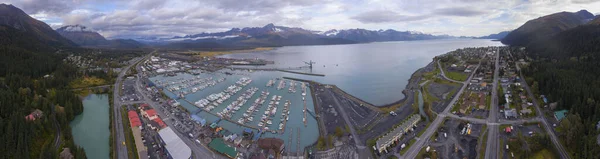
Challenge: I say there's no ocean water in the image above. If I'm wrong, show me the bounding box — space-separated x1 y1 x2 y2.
150 39 502 152
220 39 503 106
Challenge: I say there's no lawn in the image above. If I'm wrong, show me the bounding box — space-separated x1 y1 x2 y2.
531 149 557 159
399 139 417 155
478 131 488 159
446 71 469 81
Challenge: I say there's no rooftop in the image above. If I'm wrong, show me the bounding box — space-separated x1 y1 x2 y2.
209 138 238 158
158 127 192 159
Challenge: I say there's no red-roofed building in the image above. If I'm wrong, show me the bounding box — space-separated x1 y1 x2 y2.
505 127 512 133
142 109 158 120
128 110 142 127
153 118 167 129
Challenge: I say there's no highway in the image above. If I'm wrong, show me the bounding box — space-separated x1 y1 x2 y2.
402 59 483 159
512 51 571 159
484 47 501 159
131 55 224 159
113 53 150 159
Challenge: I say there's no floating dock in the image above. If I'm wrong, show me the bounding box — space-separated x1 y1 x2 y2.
277 69 325 76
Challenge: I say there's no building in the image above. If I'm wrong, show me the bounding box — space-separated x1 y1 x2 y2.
128 110 142 127
209 138 239 159
142 109 159 120
127 110 147 159
554 110 568 121
257 138 285 158
375 114 421 153
158 127 192 159
504 109 517 118
25 109 43 121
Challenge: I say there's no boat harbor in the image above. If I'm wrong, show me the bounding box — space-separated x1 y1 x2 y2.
149 70 319 152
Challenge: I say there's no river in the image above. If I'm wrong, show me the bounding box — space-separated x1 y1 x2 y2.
70 94 110 159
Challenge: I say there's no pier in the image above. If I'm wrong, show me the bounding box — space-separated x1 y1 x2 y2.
277 69 325 76
180 98 262 130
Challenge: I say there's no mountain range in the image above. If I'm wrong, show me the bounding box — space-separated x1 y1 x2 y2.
158 23 454 49
56 25 145 49
476 31 511 40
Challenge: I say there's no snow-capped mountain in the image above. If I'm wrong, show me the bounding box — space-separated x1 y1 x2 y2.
160 23 452 49
56 24 145 48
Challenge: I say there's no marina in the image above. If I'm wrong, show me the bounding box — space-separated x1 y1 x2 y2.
149 70 319 152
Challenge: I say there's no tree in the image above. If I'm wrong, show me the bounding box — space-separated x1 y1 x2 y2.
335 126 344 137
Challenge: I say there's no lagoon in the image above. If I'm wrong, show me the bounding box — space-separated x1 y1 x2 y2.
70 94 110 159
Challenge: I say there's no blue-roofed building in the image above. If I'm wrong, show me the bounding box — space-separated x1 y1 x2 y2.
191 115 206 126
554 110 568 121
243 128 254 139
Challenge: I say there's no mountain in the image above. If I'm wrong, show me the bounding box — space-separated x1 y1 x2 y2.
320 29 447 43
588 16 600 25
163 24 450 49
163 23 356 49
501 10 595 46
476 31 511 40
0 4 77 49
56 24 145 49
56 25 107 46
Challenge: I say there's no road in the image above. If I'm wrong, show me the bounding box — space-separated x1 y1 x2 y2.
132 56 223 159
402 60 483 159
484 47 501 159
512 51 571 159
113 52 152 159
327 89 364 148
50 103 61 151
437 60 464 83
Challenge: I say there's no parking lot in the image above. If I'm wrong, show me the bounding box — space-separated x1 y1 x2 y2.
429 118 484 159
121 78 141 102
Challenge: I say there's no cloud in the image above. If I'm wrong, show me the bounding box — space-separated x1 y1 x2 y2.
351 10 429 23
433 7 487 17
571 0 600 4
5 0 600 38
3 0 76 15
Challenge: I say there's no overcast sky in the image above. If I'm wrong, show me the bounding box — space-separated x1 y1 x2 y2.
3 0 599 39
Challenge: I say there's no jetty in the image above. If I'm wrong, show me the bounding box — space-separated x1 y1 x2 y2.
277 69 325 76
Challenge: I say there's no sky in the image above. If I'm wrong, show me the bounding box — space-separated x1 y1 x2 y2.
2 0 600 39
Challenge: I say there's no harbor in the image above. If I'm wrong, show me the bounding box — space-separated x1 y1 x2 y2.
149 70 319 152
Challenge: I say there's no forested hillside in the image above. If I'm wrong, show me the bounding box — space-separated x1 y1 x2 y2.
520 24 600 158
0 25 87 158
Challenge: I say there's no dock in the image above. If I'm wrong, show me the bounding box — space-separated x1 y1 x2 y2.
180 98 262 130
304 99 307 127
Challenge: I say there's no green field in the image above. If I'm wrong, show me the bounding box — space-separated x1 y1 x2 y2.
446 71 469 81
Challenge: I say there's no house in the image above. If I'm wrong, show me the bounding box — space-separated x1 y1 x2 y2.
505 127 512 133
258 138 285 155
521 109 532 115
504 109 517 118
554 110 568 121
25 109 43 121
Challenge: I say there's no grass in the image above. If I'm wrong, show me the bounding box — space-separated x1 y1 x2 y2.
109 90 115 159
531 149 557 159
399 139 417 155
486 95 491 110
478 131 488 159
417 122 431 137
446 71 469 81
120 105 139 159
69 77 109 88
499 138 505 159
